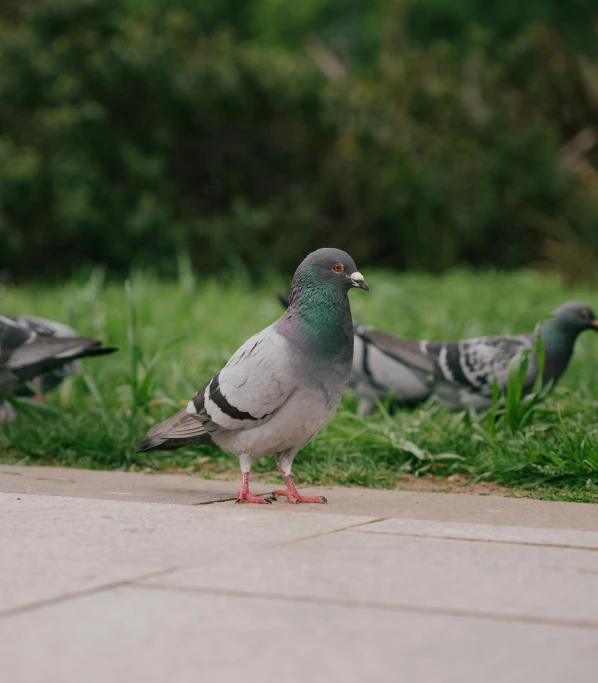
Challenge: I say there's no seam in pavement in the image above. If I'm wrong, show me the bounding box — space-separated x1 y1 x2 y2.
266 517 387 548
0 567 182 620
132 582 598 631
193 492 274 505
347 529 598 552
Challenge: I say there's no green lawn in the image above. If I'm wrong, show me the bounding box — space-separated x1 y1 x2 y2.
2 266 598 503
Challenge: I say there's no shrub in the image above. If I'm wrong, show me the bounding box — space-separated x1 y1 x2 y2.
0 0 596 279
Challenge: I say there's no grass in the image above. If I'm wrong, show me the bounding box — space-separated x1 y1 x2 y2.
1 266 598 503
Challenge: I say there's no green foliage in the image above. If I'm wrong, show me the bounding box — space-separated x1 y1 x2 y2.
1 0 597 280
121 1 598 62
404 0 598 56
1 268 598 502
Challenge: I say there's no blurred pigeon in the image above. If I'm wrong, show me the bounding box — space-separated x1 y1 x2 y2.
356 301 598 412
137 248 369 504
0 313 118 421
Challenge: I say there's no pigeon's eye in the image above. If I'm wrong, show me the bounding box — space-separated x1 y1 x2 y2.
580 309 589 319
332 263 344 273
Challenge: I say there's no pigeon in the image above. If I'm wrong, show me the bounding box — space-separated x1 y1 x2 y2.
0 313 118 421
356 301 598 413
276 293 435 415
137 248 369 504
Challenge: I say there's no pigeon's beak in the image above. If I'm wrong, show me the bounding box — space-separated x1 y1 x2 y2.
591 319 598 330
349 272 369 291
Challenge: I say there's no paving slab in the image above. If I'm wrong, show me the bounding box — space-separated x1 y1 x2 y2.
1 586 597 683
0 493 373 614
1 464 597 529
2 467 598 682
140 529 598 625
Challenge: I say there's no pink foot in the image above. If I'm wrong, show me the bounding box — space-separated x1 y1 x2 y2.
33 394 45 404
236 490 271 504
272 475 327 504
235 472 272 504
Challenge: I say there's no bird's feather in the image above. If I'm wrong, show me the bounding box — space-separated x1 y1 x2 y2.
428 336 534 391
202 328 296 430
0 313 118 398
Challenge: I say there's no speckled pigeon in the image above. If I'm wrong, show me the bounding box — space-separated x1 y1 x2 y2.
0 313 118 421
137 248 369 504
355 301 598 413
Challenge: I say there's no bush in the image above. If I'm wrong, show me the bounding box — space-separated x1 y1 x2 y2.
0 0 597 279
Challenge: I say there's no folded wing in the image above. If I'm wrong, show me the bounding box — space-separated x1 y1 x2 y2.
137 327 297 452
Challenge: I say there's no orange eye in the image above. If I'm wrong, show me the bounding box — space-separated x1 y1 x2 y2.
580 309 589 318
332 263 344 273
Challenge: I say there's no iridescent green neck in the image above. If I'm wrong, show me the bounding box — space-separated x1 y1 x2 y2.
277 264 354 361
538 315 580 384
540 316 578 354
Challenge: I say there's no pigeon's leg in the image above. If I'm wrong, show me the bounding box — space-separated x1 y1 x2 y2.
273 475 327 504
236 458 271 504
32 377 45 403
272 450 327 504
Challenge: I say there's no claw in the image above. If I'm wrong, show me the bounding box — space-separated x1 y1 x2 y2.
235 472 274 504
273 475 328 504
236 494 272 504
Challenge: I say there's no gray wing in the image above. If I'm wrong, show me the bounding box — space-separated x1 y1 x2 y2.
0 312 117 394
137 327 299 452
6 335 117 380
428 335 536 395
202 326 297 429
14 316 80 391
15 315 78 338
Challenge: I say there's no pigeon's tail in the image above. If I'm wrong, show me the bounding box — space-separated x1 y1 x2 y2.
135 437 193 452
8 336 118 382
75 345 118 359
355 327 437 377
136 407 213 453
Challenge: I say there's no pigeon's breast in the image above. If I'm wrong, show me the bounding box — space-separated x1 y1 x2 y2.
212 381 337 460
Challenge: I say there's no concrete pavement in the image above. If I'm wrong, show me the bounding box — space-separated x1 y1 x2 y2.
1 466 597 682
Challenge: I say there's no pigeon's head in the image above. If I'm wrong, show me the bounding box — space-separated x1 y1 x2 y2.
294 248 369 294
550 301 598 335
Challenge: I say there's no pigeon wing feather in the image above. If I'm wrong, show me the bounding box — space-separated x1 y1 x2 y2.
137 327 298 452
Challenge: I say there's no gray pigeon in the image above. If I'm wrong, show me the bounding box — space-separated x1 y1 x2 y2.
356 301 598 413
0 313 118 421
137 248 369 504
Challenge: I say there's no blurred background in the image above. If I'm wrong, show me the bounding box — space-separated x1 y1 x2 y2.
1 0 598 282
